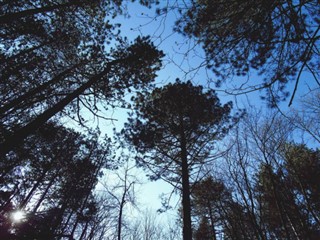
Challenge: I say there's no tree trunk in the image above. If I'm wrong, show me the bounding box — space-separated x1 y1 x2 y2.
61 211 74 233
267 167 292 239
0 61 84 116
32 174 57 213
179 117 192 240
117 169 134 240
0 2 75 24
79 221 89 240
207 204 217 240
19 169 48 208
117 193 125 240
0 58 122 157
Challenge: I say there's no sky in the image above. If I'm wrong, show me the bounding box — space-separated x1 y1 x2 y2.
67 0 319 226
92 1 204 222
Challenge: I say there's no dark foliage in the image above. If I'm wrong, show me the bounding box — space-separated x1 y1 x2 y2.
0 0 164 156
175 0 319 105
121 80 238 239
0 122 111 239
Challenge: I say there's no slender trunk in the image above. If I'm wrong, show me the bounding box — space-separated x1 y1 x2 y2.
98 225 107 240
51 202 68 236
117 193 125 240
79 221 89 240
62 211 74 233
179 116 192 240
0 59 121 157
32 174 57 213
267 167 292 239
70 217 79 239
19 169 48 208
97 225 105 240
0 183 19 212
0 2 75 24
0 38 54 65
88 225 96 240
286 213 302 240
181 144 192 240
295 171 320 226
207 204 217 240
118 171 134 240
0 61 84 116
230 164 265 239
70 179 94 238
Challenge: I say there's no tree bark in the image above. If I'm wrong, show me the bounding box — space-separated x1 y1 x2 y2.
117 186 126 240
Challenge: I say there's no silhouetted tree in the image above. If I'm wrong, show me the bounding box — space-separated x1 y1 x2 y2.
121 80 237 239
194 217 212 240
174 0 319 105
0 122 111 239
219 109 320 239
191 176 230 240
0 0 164 156
99 160 139 240
283 144 320 230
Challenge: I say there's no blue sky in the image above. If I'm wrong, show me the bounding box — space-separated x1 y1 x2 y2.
110 1 318 107
67 0 319 226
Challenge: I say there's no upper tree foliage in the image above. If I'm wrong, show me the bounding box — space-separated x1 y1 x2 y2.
0 0 164 156
175 0 319 105
121 80 238 239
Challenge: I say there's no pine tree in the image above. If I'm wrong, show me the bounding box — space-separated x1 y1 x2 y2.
121 80 237 239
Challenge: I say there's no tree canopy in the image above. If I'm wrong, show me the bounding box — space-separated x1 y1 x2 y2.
0 0 164 156
174 0 319 105
121 80 238 239
1 1 319 239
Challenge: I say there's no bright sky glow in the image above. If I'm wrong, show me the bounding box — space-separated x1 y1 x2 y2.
11 210 26 223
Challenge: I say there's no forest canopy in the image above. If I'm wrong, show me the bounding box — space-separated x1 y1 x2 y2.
0 1 319 239
173 0 319 106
